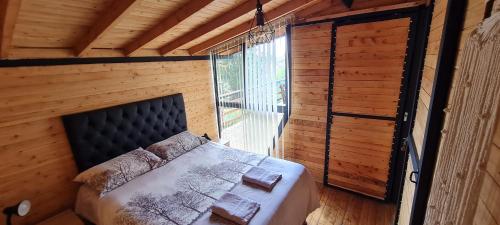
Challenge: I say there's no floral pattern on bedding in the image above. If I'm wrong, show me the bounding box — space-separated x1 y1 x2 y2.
114 144 266 225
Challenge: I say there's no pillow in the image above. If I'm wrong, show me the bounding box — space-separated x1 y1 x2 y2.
146 131 208 161
74 148 164 195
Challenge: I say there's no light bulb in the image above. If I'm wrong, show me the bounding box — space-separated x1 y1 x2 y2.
17 200 30 216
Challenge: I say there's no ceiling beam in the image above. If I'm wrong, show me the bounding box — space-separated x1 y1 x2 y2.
0 0 22 59
294 0 333 20
303 0 420 19
158 0 272 56
304 0 426 22
123 0 214 56
188 0 321 55
341 0 353 8
74 0 141 57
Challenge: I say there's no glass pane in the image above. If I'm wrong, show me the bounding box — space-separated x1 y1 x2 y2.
212 34 289 157
214 46 244 133
275 36 287 106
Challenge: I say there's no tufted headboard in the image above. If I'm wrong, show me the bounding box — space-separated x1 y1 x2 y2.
63 93 187 172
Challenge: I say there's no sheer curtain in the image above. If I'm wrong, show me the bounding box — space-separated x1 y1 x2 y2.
210 16 292 158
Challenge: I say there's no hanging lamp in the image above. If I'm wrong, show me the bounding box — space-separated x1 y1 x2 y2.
247 0 275 46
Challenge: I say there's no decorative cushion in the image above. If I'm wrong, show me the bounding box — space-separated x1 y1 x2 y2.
74 148 164 195
146 131 208 161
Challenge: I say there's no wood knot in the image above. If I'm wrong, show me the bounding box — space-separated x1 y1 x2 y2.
480 112 491 119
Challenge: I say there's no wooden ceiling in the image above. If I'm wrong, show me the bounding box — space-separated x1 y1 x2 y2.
0 0 422 59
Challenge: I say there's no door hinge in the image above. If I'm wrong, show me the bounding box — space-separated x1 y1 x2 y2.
401 138 408 152
403 112 409 122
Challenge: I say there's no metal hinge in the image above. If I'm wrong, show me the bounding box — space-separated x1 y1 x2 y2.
403 112 409 122
401 138 408 152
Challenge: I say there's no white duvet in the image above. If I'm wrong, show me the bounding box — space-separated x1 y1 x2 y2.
75 142 320 225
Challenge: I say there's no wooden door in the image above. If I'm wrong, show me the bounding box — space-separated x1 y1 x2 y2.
327 18 412 199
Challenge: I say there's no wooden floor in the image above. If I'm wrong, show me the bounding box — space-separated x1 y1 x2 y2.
306 185 396 225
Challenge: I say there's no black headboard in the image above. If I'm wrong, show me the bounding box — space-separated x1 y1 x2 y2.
63 93 187 171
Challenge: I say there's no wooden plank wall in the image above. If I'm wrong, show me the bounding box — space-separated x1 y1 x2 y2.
0 60 217 225
398 158 416 225
288 23 331 182
397 0 449 222
412 0 486 159
398 0 486 224
397 153 415 225
397 0 449 221
411 0 448 157
328 18 410 199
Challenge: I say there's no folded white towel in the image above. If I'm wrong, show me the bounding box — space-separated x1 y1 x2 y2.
242 167 282 191
211 192 260 225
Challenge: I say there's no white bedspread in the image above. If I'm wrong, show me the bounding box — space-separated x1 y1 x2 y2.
75 142 319 225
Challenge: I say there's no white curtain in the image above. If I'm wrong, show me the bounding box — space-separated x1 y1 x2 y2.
210 16 292 158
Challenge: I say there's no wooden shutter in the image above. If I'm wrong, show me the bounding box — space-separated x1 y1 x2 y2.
327 18 411 199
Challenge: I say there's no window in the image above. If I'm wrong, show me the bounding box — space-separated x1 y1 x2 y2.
211 34 290 156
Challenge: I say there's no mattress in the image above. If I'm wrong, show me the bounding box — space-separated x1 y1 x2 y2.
75 142 320 225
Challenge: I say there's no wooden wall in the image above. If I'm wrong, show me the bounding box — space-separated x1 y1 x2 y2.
398 158 416 225
473 114 500 225
288 23 331 182
411 0 448 157
397 0 450 221
412 0 486 159
397 157 415 224
0 60 217 225
398 0 486 224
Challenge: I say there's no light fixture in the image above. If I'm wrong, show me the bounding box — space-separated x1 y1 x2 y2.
3 200 31 225
247 0 275 46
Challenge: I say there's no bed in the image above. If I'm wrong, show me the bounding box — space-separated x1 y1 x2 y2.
63 93 319 225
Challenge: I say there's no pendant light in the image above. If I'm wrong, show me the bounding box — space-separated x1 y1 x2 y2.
247 0 275 46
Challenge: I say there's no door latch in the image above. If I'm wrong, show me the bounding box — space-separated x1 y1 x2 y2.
410 171 419 184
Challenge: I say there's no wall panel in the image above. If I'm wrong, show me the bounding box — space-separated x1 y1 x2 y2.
289 23 331 182
0 60 216 225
